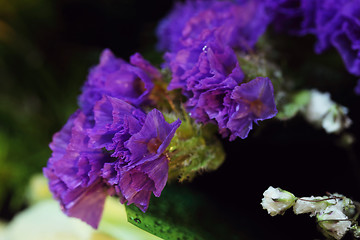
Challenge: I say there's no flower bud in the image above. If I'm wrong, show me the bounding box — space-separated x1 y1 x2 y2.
261 186 296 216
317 204 352 240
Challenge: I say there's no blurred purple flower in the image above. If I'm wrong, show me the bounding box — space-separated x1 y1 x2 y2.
156 0 211 52
157 0 273 52
271 0 360 76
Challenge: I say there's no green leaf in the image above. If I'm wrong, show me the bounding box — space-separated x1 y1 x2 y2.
125 185 248 240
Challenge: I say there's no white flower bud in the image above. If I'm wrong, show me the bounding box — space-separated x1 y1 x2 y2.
303 89 351 133
317 204 352 240
293 196 331 216
305 90 333 123
261 186 296 216
322 105 352 133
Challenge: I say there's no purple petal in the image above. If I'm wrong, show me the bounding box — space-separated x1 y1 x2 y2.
125 109 181 167
65 181 109 229
227 77 277 140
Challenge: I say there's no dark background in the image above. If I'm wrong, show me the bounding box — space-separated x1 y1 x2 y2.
1 1 360 239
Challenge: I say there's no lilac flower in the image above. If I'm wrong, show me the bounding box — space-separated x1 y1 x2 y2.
78 49 154 114
43 110 114 229
227 77 277 140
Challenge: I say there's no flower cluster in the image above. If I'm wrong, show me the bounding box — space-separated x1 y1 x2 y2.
261 187 358 240
157 0 278 140
271 0 360 82
43 50 181 228
44 0 358 235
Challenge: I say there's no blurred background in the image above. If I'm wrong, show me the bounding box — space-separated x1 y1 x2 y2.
1 0 360 239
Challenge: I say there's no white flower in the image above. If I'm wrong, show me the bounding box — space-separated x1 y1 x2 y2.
322 105 352 133
261 186 296 216
317 204 352 240
303 89 352 133
293 196 331 216
305 89 333 123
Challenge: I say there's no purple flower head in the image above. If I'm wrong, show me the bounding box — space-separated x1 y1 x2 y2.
45 103 181 227
117 109 181 211
130 53 162 80
177 41 243 129
43 110 113 229
327 1 360 76
79 49 155 114
167 38 244 93
125 109 181 168
158 0 273 53
88 95 146 157
270 0 360 76
156 0 212 52
227 77 277 140
164 45 203 94
180 0 273 51
119 155 169 212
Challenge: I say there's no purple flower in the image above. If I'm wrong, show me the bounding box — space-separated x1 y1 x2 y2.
185 42 244 124
120 109 181 211
326 1 360 76
270 0 360 76
79 49 154 114
45 100 181 227
156 0 211 52
43 110 114 229
87 102 181 214
124 109 181 168
181 0 272 50
119 155 169 212
158 0 273 53
130 53 162 80
88 95 146 157
227 77 277 140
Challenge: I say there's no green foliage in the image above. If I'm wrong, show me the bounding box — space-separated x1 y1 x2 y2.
164 112 225 182
0 0 99 215
276 90 311 120
125 185 248 240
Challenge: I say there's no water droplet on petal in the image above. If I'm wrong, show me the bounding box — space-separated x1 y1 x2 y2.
202 45 208 53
